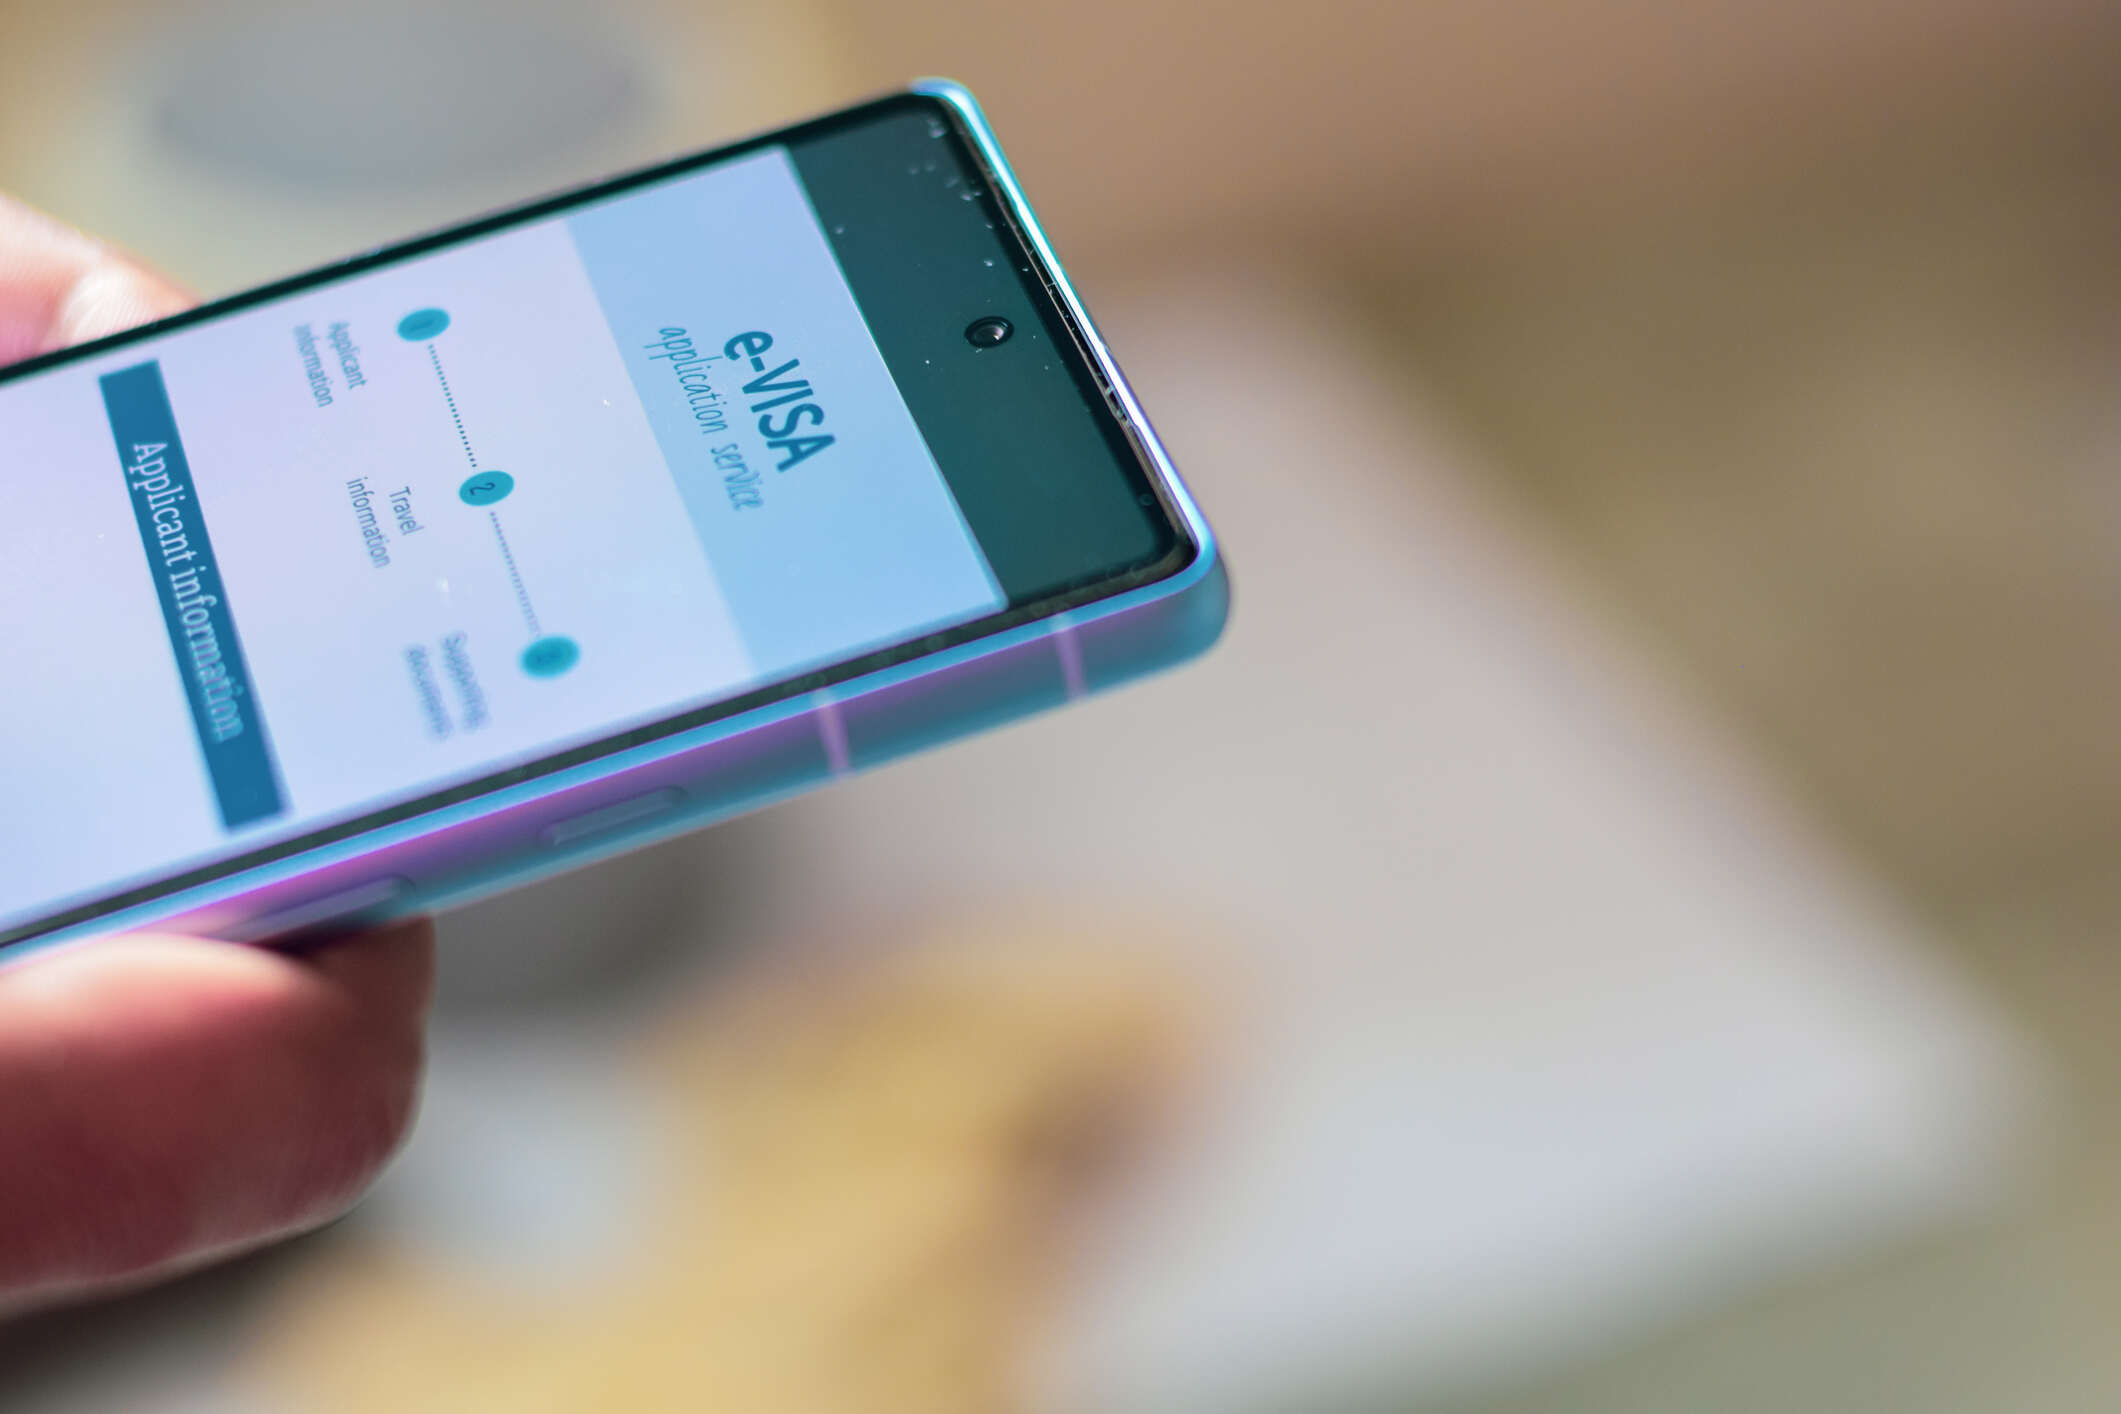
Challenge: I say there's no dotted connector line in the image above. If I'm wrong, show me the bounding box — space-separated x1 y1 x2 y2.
429 344 478 471
489 511 541 638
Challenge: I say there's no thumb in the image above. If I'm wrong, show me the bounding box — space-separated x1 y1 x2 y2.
0 921 435 1315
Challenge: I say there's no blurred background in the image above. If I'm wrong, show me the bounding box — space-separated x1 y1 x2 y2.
3 0 2121 1408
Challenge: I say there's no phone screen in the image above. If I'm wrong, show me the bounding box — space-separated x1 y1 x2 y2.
0 95 1180 943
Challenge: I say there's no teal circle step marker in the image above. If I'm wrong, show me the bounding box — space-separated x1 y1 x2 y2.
397 307 450 340
459 470 514 506
522 635 580 678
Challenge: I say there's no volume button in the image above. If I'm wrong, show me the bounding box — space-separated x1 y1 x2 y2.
227 877 410 942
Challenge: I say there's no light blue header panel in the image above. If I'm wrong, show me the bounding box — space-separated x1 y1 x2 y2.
565 147 1004 682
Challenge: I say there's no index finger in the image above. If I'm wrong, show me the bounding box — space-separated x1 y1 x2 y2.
0 195 194 365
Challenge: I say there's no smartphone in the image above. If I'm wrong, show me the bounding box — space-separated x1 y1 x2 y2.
0 81 1225 958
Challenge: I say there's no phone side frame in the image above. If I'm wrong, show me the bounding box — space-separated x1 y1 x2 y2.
3 80 1225 963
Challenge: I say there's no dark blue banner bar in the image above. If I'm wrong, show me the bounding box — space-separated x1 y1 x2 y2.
99 361 284 829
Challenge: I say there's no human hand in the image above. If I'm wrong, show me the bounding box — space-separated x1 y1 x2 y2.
0 194 192 363
0 197 436 1316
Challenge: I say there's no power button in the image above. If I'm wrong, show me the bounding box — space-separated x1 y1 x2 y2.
540 788 685 848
